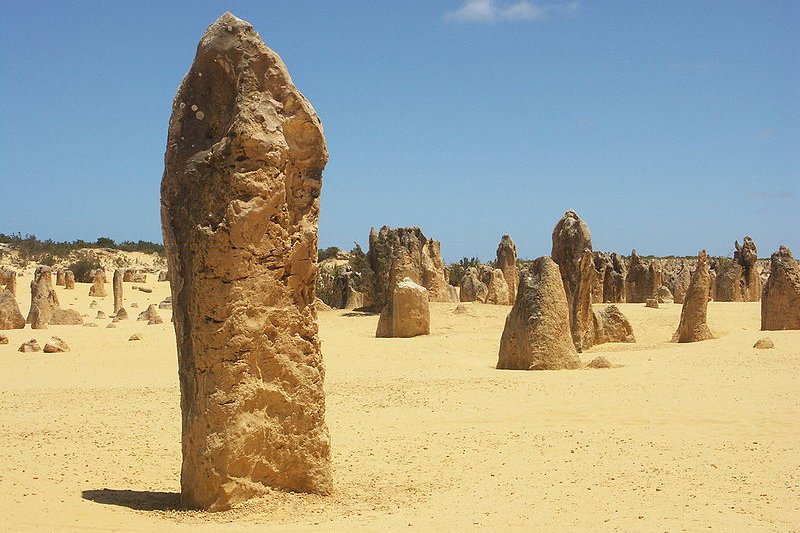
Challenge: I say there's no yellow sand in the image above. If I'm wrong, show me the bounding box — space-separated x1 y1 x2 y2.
1 274 798 532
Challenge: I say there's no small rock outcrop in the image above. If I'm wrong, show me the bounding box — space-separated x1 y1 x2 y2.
753 337 774 349
593 305 635 344
88 269 107 297
375 278 430 338
0 333 8 344
50 309 84 326
43 336 69 353
18 339 41 352
761 246 800 330
496 235 520 304
0 289 25 330
673 250 714 343
645 298 659 309
587 356 612 369
0 267 16 295
138 304 164 325
160 12 331 511
496 257 581 371
657 285 674 303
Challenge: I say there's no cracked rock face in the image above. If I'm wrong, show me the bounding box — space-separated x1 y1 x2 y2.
161 12 331 510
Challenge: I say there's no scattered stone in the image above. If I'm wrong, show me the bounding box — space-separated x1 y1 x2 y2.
130 302 139 309
84 322 99 328
88 269 107 297
313 298 332 312
89 300 98 309
376 278 430 338
753 337 774 349
96 310 107 319
761 246 800 330
50 308 84 326
137 286 154 294
18 339 41 352
158 270 170 282
161 12 332 510
128 334 141 341
453 304 468 314
115 307 129 320
43 336 69 353
587 356 612 369
158 297 173 310
0 288 25 330
496 257 581 370
673 250 714 342
496 235 520 304
106 323 116 329
645 298 659 309
137 304 163 323
0 333 8 344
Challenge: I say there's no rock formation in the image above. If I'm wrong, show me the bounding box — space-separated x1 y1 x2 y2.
0 288 25 330
43 336 69 353
496 257 581 370
625 251 662 303
138 304 164 325
485 268 510 305
753 337 774 349
158 270 170 282
64 270 75 290
18 339 41 353
88 269 107 297
673 250 714 342
375 278 430 338
113 269 124 314
551 210 595 352
0 267 16 295
114 307 128 321
602 253 626 303
160 12 331 510
664 260 690 304
587 356 612 369
27 266 59 329
0 333 8 344
56 270 66 286
459 267 488 303
645 298 659 309
657 285 674 303
496 235 520 304
367 226 454 307
760 246 800 330
593 305 636 343
592 252 609 304
50 309 83 326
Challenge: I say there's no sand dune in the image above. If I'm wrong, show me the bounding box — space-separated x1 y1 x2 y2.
0 272 798 532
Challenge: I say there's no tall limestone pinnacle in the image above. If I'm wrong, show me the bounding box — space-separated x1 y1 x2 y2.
160 12 331 511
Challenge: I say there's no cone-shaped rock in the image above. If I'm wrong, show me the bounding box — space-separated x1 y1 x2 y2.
761 246 800 330
496 235 519 304
497 257 581 370
161 12 331 510
551 210 595 351
673 250 714 342
0 288 25 330
64 270 75 290
88 269 107 297
27 266 59 329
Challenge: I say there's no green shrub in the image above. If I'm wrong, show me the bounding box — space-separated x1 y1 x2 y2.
67 254 103 283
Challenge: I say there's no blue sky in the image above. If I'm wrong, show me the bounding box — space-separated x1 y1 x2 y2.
1 1 797 262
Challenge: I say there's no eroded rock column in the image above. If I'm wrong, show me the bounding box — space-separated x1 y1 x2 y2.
673 250 714 342
113 269 124 314
161 12 331 511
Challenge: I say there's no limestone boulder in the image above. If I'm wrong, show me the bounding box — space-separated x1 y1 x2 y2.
673 250 714 342
64 270 75 290
0 267 16 295
43 336 69 353
753 337 774 349
88 269 107 297
485 268 510 305
0 288 25 330
657 285 674 304
497 257 581 371
18 339 41 353
593 305 635 344
161 12 331 510
27 266 59 329
375 278 430 338
459 267 488 303
761 246 800 330
50 309 84 326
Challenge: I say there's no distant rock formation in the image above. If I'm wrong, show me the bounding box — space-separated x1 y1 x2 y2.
27 266 59 329
625 250 662 303
459 267 488 303
113 269 124 314
673 250 714 342
88 269 107 297
64 270 75 290
160 12 331 510
760 246 800 330
368 226 454 307
0 267 16 295
497 257 581 370
593 305 635 344
602 253 626 303
496 235 520 304
485 268 510 305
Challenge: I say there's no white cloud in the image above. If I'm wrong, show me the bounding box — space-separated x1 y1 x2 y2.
445 0 579 23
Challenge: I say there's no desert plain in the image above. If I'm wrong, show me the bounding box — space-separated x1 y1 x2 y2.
1 269 798 532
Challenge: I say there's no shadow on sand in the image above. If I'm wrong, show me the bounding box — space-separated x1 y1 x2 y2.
81 489 181 511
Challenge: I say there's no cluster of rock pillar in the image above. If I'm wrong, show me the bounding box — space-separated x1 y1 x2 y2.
160 12 331 511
